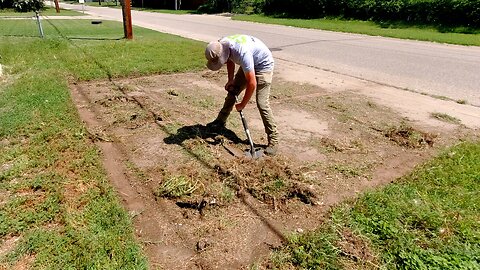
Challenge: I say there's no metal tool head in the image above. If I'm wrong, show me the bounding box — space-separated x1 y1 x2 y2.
244 147 264 159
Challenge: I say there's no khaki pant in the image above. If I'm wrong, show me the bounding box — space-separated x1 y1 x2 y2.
216 68 278 145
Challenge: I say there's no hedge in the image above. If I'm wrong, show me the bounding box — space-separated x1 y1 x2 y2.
199 0 480 27
332 0 480 27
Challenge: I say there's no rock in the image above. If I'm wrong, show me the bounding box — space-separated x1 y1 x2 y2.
196 239 209 252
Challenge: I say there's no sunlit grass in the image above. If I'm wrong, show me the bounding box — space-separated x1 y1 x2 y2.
233 14 480 46
0 19 205 269
272 141 480 269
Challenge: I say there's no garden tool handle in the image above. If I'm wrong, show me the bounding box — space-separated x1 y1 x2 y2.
235 96 256 154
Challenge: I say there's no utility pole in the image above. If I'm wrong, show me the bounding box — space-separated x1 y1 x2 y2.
121 0 133 39
53 0 60 13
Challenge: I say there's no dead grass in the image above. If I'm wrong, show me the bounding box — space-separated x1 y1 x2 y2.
384 124 436 148
69 71 476 269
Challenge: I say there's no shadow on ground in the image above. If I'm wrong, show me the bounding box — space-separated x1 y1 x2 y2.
163 124 244 146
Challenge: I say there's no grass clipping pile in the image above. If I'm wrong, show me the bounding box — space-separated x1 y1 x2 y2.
217 157 319 206
155 123 320 210
70 70 473 269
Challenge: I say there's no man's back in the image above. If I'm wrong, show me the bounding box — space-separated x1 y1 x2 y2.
220 34 274 73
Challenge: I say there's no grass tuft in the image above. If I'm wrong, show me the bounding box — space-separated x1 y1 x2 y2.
431 112 462 124
155 176 198 198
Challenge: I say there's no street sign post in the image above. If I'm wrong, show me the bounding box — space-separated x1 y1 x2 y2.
79 0 85 14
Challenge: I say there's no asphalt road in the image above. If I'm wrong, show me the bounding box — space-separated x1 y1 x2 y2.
56 3 480 107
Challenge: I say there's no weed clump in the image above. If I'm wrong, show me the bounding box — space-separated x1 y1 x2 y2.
431 112 461 124
155 175 198 199
385 124 435 148
219 157 320 206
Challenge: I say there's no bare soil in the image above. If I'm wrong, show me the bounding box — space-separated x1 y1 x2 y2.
70 63 478 269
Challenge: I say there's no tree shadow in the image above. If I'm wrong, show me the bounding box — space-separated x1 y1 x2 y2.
163 124 244 146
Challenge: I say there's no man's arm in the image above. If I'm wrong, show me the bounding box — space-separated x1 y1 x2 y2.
235 70 256 112
224 60 235 91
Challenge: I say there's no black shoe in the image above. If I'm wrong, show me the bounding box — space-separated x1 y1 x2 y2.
206 119 225 131
265 143 278 156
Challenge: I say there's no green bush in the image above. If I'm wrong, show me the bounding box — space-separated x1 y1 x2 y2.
196 0 479 27
264 0 339 18
12 0 44 12
197 0 231 13
232 0 265 14
198 0 265 14
0 0 13 9
259 0 480 27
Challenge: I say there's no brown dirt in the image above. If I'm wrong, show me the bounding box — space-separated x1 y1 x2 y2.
337 228 379 269
69 66 477 269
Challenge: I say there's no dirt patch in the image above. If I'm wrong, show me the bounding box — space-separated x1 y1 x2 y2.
385 124 435 148
337 228 379 269
70 69 476 269
1 254 34 270
0 236 20 258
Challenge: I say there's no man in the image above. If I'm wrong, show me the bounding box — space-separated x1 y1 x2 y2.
204 34 279 156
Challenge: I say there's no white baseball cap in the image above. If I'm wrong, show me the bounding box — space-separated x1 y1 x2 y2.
205 41 229 71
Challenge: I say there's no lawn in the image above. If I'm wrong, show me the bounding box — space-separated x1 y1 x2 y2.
271 141 480 269
233 14 480 46
1 10 479 270
0 19 205 269
0 7 82 17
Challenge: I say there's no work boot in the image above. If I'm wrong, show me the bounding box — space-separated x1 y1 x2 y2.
264 143 278 156
206 119 225 131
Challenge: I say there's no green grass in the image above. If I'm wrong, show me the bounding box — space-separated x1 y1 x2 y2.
0 19 124 38
130 7 196 14
431 113 462 125
272 141 480 269
155 176 198 198
40 7 84 16
233 15 480 46
65 0 195 13
78 1 120 7
0 7 83 17
0 20 205 269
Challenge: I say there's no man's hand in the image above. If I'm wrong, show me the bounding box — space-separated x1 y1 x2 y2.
225 80 234 92
235 102 246 112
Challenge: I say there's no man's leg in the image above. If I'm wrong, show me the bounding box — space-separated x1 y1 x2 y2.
255 71 278 153
215 69 246 123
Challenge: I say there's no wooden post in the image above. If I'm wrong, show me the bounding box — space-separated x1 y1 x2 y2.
121 0 133 39
53 0 60 13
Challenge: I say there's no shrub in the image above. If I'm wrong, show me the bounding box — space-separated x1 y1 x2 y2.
232 0 266 14
0 0 14 9
12 0 44 12
197 0 231 13
197 0 268 14
264 0 325 18
260 0 479 28
195 0 480 28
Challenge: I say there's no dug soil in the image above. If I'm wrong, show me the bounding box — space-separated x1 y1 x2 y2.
70 63 478 269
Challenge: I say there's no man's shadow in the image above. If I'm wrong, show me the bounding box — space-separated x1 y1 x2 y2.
164 124 244 147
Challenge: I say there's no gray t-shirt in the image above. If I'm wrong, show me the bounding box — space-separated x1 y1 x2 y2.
220 35 274 73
